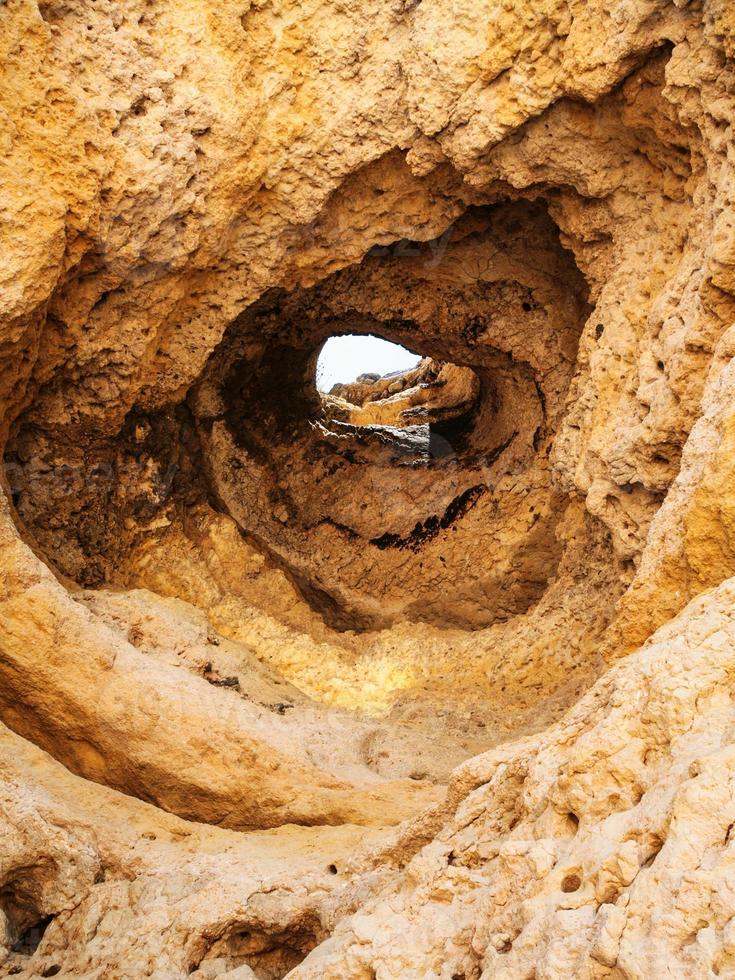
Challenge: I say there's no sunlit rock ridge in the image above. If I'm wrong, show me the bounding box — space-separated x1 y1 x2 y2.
2 0 735 976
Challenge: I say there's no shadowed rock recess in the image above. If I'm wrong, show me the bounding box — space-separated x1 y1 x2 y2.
2 0 735 976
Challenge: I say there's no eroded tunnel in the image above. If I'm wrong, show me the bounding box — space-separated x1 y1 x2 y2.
6 201 590 632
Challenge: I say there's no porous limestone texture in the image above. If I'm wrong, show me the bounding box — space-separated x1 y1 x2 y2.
2 0 735 975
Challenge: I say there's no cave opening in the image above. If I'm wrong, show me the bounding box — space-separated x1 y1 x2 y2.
315 334 421 393
314 332 482 456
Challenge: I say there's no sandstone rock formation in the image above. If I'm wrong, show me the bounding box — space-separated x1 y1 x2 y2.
2 0 735 976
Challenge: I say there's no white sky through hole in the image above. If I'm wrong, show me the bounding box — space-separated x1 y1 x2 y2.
316 335 421 393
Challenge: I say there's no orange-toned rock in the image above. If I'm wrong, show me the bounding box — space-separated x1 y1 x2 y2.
2 0 735 974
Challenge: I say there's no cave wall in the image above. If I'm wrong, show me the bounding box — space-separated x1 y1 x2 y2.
2 0 735 976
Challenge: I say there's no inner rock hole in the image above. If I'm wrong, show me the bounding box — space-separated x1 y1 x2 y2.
316 334 421 394
317 334 481 462
192 201 590 630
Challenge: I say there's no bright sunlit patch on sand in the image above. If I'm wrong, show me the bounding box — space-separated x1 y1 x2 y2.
316 334 420 393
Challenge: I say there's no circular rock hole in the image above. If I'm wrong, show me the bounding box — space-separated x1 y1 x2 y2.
561 872 582 893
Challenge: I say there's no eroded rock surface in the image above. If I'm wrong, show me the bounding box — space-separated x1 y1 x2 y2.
2 0 735 976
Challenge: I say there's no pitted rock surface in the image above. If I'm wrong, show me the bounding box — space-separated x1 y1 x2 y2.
2 1 735 977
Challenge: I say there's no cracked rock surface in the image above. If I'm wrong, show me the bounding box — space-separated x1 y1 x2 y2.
2 0 735 976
